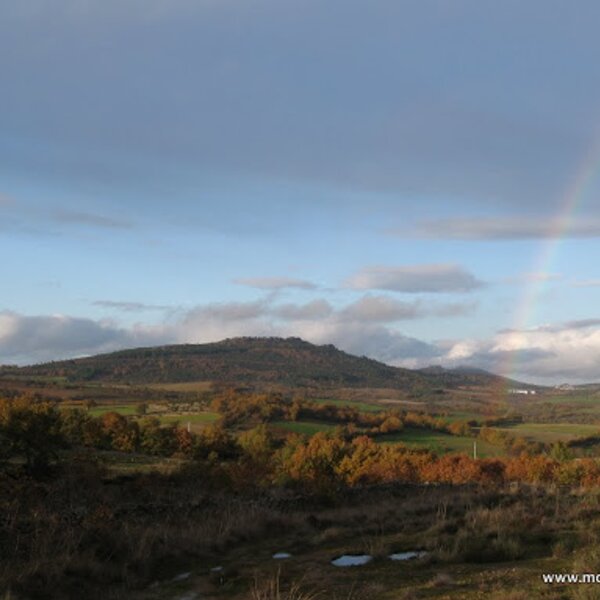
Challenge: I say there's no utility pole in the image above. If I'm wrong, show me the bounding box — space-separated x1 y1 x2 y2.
473 440 477 460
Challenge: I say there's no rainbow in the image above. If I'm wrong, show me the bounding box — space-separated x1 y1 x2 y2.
501 141 600 383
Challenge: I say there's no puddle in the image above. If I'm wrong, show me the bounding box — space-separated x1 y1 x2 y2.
172 572 191 582
272 552 292 559
331 554 373 567
210 566 223 572
389 551 427 561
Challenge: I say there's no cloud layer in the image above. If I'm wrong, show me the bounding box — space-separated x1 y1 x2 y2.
5 301 600 384
404 218 600 240
0 294 466 367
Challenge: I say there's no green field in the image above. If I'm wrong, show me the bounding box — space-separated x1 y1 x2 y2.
312 398 383 412
497 422 600 442
158 412 220 426
531 394 600 405
144 381 213 392
379 427 504 457
88 404 139 417
272 420 340 435
437 411 482 423
272 421 503 457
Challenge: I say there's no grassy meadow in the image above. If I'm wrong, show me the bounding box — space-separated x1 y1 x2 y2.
379 427 504 457
5 376 600 599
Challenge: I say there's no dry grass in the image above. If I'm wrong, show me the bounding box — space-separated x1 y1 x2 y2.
430 572 455 588
251 570 322 600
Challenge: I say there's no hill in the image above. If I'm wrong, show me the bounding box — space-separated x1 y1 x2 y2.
0 337 518 390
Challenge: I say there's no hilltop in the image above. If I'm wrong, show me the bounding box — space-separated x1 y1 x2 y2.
0 337 520 391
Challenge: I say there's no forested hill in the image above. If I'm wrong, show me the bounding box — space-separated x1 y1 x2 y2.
1 337 517 390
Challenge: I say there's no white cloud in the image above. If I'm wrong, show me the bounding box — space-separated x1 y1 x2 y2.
437 320 600 383
346 264 483 293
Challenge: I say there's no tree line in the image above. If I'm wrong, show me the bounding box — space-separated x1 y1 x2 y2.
3 395 600 493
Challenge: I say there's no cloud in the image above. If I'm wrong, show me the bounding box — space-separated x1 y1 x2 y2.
91 300 170 312
0 311 166 364
339 296 422 322
549 318 600 331
0 294 471 369
3 0 600 210
431 301 478 317
437 319 600 383
572 279 600 288
273 299 333 320
503 272 562 284
346 264 484 293
3 305 600 383
184 300 269 322
234 277 317 290
403 217 600 240
51 209 132 229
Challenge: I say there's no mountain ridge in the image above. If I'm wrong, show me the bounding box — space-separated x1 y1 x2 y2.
0 336 530 390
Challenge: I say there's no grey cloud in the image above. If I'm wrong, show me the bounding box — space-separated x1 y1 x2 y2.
234 277 317 290
0 311 167 364
3 1 600 211
346 264 484 293
92 300 171 312
431 301 477 318
560 318 600 330
51 209 132 229
500 319 600 334
273 300 332 321
339 296 422 322
0 293 466 369
4 306 600 383
183 300 269 323
300 322 443 366
405 218 600 240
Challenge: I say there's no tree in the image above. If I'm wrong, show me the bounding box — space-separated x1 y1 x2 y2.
0 396 64 473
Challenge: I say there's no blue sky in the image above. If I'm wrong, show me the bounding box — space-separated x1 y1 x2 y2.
3 0 600 383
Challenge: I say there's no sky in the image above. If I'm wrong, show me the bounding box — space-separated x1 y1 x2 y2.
3 0 600 384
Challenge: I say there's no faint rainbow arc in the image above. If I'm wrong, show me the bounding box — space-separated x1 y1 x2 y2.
502 141 600 383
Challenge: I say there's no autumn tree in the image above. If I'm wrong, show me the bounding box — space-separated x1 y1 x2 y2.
0 396 64 473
